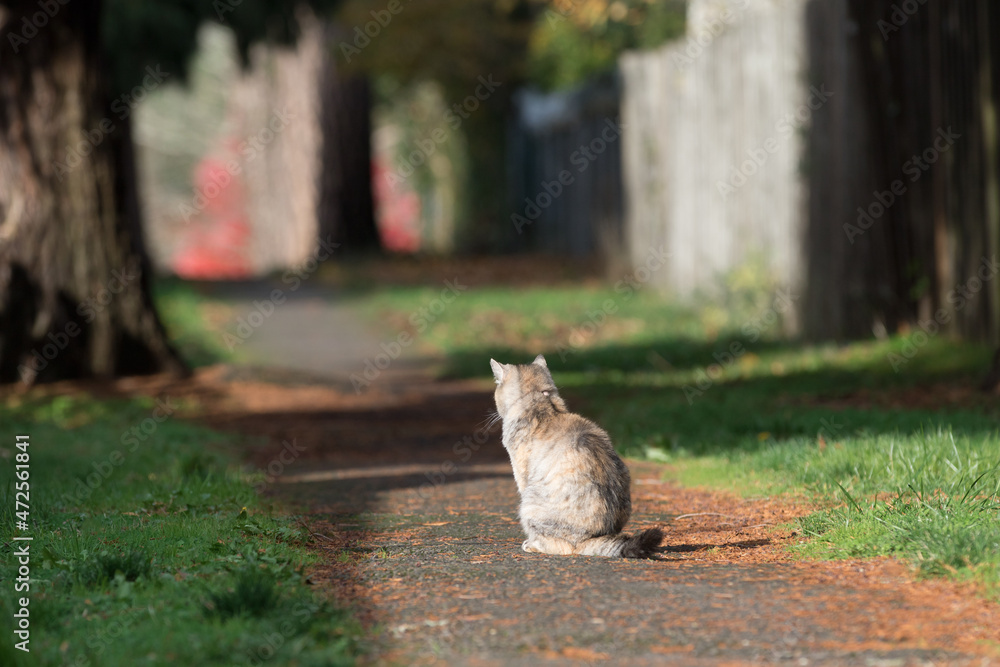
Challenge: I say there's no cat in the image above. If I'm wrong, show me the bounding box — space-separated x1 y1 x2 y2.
489 354 663 558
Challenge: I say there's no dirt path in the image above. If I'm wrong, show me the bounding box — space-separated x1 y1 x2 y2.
103 284 1000 664
197 280 436 388
102 361 997 667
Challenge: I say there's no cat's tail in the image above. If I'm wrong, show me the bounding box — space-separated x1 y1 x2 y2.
576 528 663 558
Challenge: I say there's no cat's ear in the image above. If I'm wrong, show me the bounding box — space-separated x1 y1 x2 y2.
490 358 505 383
532 354 548 369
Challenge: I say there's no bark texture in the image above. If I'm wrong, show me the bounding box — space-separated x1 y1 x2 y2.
316 35 379 254
0 0 185 384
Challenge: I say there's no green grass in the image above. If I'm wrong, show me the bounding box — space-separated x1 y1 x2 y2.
357 280 1000 591
761 429 1000 584
352 283 711 370
153 279 238 367
0 395 362 666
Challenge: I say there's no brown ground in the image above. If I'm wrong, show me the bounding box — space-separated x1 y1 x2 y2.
35 365 1000 666
316 254 605 289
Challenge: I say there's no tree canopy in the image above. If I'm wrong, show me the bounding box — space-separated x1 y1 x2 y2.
527 0 686 91
332 0 686 93
100 0 340 94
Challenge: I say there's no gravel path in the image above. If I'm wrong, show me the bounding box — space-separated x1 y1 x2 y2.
183 282 1000 665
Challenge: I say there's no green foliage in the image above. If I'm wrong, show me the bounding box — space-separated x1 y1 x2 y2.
692 256 784 337
527 0 686 91
153 278 239 366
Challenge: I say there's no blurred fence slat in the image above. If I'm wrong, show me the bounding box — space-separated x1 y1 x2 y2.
507 79 624 258
621 0 809 334
619 0 1000 341
233 9 325 274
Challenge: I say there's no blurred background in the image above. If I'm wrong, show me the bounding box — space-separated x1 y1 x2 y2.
5 2 1000 663
3 0 1000 386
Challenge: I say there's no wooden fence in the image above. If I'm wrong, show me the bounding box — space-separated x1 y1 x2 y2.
620 0 810 334
619 0 1000 342
506 78 624 258
838 0 1000 342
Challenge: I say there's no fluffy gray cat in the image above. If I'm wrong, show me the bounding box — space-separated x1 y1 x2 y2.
489 355 663 558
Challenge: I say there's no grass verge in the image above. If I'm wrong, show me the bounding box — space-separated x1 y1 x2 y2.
0 394 362 666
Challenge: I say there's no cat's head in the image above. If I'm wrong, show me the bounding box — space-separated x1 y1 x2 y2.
489 354 565 417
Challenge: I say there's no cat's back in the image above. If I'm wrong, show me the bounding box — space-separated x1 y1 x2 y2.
526 410 624 481
521 409 631 535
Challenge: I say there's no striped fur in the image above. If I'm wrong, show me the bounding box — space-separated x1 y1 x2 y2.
490 355 662 558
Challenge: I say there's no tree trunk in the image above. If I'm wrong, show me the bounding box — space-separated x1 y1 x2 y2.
316 44 379 253
0 0 185 384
